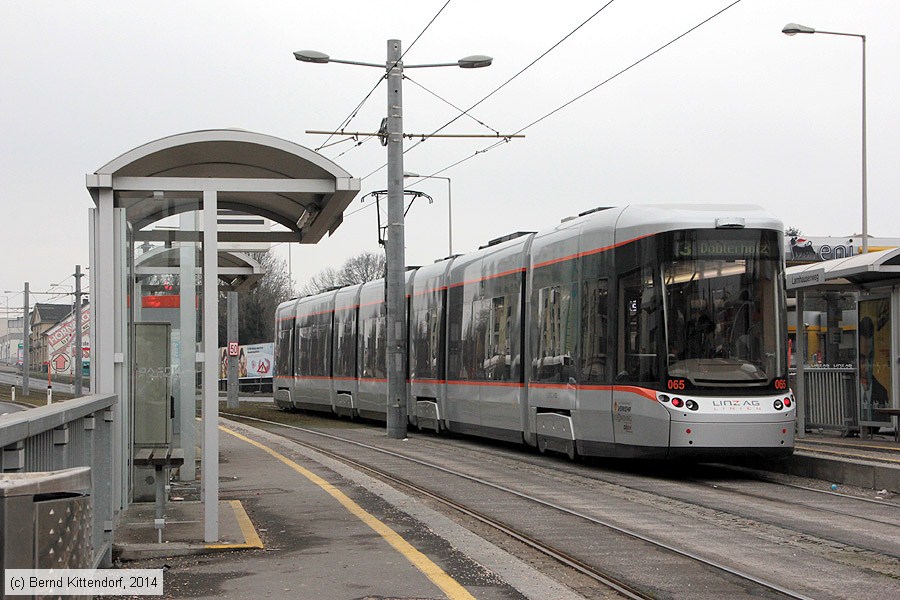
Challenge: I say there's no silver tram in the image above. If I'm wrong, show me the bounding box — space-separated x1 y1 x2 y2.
275 205 794 459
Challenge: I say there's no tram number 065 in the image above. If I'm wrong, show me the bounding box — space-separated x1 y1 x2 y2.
774 379 788 390
666 379 686 391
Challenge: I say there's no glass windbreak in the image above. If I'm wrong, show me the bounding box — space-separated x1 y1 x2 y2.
663 231 785 387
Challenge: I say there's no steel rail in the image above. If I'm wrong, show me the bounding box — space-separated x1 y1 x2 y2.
223 412 816 600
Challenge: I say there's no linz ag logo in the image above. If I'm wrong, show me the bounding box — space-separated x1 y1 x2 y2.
712 399 762 411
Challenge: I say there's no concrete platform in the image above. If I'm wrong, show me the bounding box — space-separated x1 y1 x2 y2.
107 418 584 600
743 430 900 493
113 499 263 561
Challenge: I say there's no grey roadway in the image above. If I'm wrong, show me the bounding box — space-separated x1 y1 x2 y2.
0 369 87 395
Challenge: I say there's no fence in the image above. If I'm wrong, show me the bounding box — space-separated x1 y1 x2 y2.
0 393 117 567
791 368 858 435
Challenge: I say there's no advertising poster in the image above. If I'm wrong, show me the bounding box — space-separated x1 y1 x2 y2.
858 298 892 425
218 343 274 380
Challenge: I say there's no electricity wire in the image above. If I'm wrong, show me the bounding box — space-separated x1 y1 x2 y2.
361 0 617 180
421 0 746 176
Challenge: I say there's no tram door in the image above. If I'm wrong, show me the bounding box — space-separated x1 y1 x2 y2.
579 278 614 444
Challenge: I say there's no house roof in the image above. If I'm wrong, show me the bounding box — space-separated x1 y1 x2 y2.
31 303 72 326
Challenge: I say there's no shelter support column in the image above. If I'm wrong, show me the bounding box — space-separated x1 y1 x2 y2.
796 290 806 439
90 186 126 513
202 190 219 543
178 211 198 481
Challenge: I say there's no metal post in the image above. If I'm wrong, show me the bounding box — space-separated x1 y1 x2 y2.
227 291 239 409
385 39 408 439
74 264 83 396
22 282 29 395
446 178 453 256
202 189 220 542
796 291 807 438
861 34 868 253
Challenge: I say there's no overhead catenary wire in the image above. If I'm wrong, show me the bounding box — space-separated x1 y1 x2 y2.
349 1 743 219
421 0 746 177
361 0 618 180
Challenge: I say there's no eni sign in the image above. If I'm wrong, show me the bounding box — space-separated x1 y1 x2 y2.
787 269 825 289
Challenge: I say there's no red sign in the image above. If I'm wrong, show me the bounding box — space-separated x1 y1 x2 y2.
228 342 239 357
52 354 70 372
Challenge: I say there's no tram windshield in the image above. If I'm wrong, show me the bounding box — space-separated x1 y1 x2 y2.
663 230 785 387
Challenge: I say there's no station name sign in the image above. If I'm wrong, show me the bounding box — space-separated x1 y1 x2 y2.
786 269 825 289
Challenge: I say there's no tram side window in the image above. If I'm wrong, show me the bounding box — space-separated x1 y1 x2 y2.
533 284 576 383
411 307 442 380
295 323 311 377
447 287 465 380
581 279 609 383
484 295 512 381
333 314 356 378
617 268 659 384
275 326 292 378
359 316 386 379
307 321 329 377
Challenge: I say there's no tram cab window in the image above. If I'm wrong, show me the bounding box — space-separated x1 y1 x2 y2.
662 230 786 387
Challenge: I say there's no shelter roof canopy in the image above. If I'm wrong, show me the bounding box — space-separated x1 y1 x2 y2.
786 247 900 288
86 129 360 243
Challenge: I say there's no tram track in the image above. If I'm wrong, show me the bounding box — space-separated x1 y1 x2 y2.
223 411 820 600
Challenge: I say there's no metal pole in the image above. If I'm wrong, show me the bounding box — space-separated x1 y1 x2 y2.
23 282 29 395
227 291 239 409
861 35 868 254
446 178 453 256
385 39 407 439
796 291 806 438
74 264 83 396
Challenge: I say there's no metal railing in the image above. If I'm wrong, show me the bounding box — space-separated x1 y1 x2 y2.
0 393 117 567
792 368 858 434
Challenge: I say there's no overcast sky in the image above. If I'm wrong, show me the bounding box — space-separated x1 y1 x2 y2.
1 0 898 310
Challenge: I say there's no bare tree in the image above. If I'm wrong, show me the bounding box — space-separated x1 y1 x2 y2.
302 251 386 296
301 266 342 296
218 251 294 346
785 226 802 237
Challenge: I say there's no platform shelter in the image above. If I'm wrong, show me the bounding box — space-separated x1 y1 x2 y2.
86 129 360 541
787 248 900 437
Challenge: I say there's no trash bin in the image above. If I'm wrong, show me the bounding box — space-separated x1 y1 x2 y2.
0 466 92 572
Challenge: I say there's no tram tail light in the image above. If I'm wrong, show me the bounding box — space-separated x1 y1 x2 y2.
784 397 792 408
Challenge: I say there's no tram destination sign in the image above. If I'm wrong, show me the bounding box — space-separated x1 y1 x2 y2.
675 239 774 259
786 269 825 289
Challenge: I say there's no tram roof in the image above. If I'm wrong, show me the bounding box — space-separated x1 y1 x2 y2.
785 247 900 290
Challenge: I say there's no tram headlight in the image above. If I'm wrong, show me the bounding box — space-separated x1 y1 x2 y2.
685 399 699 411
773 399 784 410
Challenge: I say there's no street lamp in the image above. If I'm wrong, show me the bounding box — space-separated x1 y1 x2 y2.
783 23 868 253
404 172 453 256
294 42 491 439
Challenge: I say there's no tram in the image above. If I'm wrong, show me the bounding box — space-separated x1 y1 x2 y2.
275 204 794 459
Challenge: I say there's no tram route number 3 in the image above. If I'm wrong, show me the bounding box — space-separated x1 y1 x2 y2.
667 379 686 391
